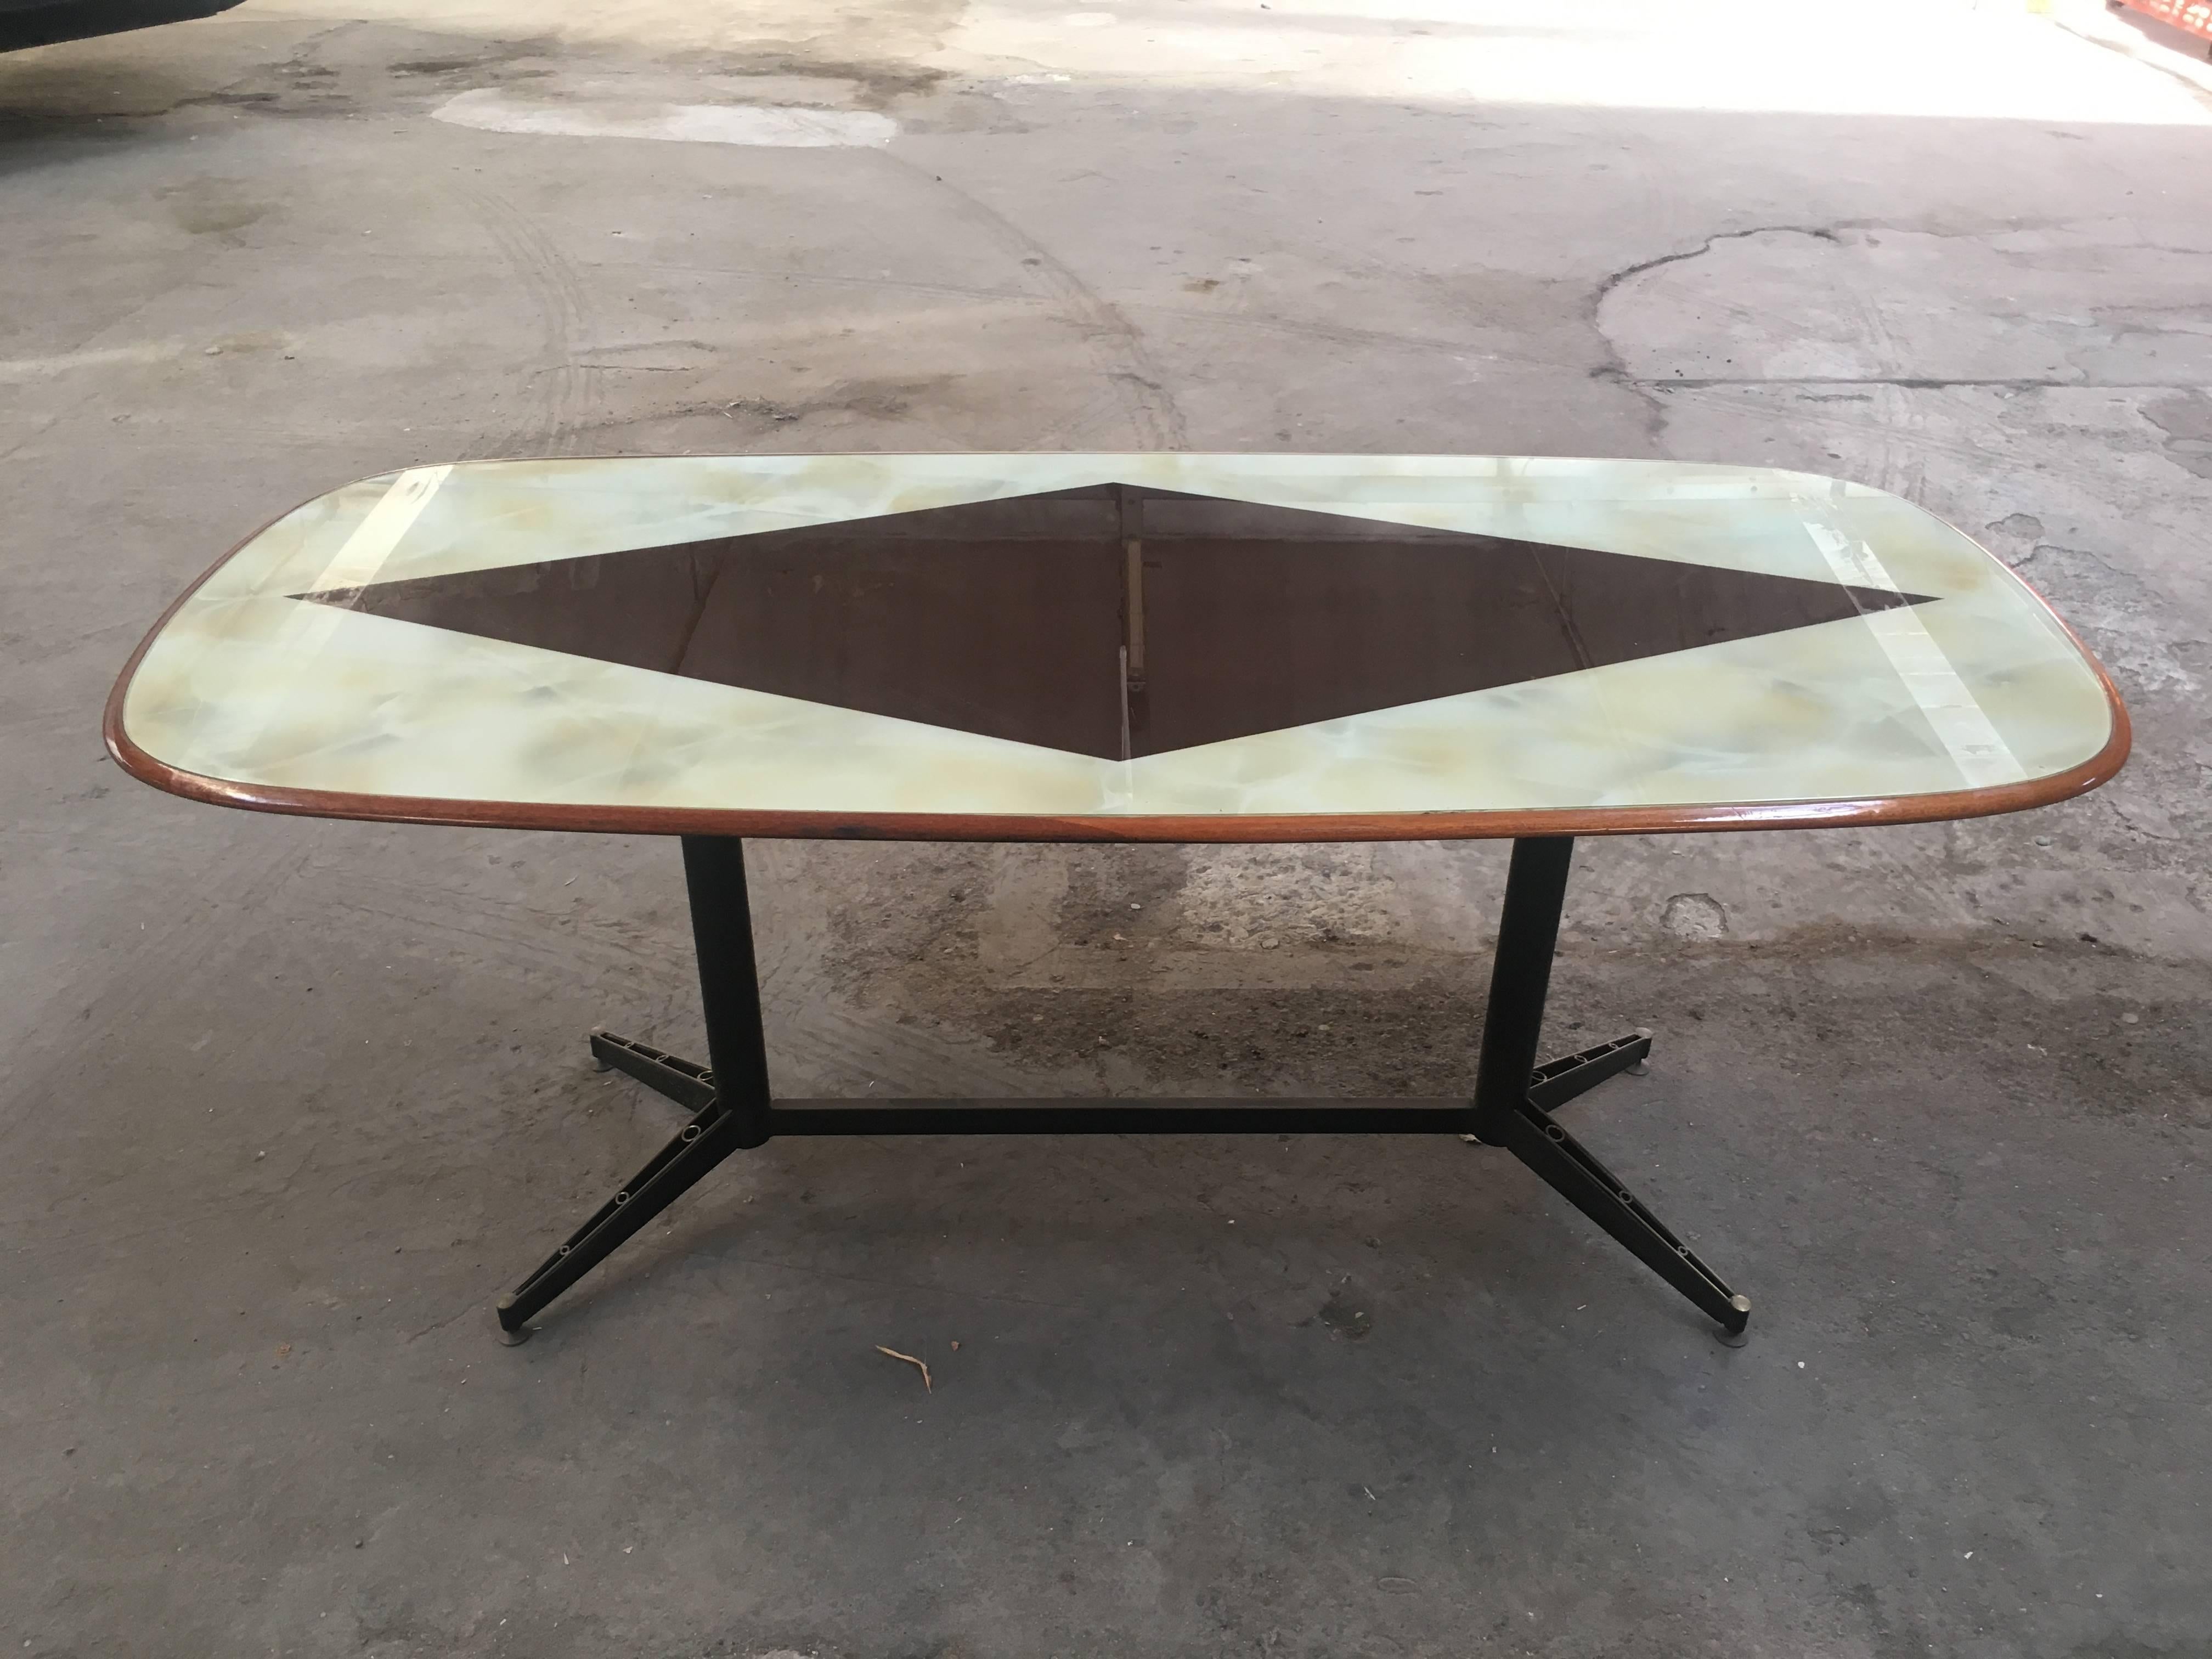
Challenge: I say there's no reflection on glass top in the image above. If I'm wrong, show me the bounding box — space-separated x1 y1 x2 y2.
114 454 2121 830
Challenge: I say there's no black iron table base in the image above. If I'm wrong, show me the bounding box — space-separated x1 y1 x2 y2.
495 834 1751 1344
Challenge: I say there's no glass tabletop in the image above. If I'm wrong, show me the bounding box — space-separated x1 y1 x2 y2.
106 454 2126 841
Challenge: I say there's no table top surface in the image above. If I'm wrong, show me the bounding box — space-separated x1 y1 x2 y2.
106 453 2126 842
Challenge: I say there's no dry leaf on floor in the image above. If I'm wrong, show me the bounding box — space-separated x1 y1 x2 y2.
876 1345 932 1392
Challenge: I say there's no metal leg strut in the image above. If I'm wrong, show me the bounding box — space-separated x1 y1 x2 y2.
588 1031 715 1111
1527 1030 1654 1111
1470 837 1750 1337
495 837 771 1341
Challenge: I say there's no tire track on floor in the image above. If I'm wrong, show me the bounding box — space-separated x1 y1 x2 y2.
890 159 1187 449
449 186 604 458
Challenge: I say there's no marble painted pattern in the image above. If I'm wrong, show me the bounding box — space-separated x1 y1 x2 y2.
120 455 2118 823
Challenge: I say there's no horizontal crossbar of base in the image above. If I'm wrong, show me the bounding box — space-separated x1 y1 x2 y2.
763 1099 1475 1135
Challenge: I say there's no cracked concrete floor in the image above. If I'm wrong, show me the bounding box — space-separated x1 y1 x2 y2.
3 1 2209 1655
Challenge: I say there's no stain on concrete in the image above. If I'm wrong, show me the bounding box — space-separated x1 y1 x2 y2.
1662 894 1729 943
2143 390 2212 478
1310 1286 1373 1340
2013 543 2199 697
670 49 949 109
389 47 550 77
1592 222 1846 313
157 177 270 235
551 376 954 448
1588 228 1851 444
431 86 899 148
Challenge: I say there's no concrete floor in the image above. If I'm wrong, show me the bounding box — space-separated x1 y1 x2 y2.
4 1 2210 1653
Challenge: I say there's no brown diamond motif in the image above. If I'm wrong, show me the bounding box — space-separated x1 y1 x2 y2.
300 483 1931 760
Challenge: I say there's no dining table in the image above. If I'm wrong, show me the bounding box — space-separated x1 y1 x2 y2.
105 452 2129 1344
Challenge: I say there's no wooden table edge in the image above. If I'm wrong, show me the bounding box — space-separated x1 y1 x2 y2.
101 723 2130 844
